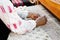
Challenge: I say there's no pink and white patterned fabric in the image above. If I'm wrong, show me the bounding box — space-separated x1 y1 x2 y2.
12 0 23 4
12 0 24 7
0 0 36 34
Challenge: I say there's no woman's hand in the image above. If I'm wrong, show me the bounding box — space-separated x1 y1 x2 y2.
36 16 47 27
27 12 40 20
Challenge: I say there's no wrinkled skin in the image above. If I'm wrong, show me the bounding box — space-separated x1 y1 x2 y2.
36 16 47 27
27 12 40 20
27 12 47 26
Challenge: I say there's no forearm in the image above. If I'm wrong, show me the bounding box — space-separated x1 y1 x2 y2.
0 11 36 34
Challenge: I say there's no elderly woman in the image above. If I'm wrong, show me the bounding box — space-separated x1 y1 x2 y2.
0 0 47 40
